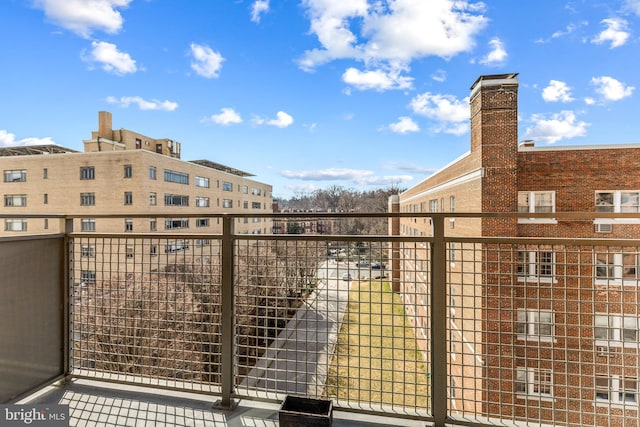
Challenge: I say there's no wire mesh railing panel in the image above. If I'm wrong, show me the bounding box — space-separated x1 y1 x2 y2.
70 236 222 392
445 240 640 427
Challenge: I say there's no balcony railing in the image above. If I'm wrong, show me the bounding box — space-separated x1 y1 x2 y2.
2 212 640 427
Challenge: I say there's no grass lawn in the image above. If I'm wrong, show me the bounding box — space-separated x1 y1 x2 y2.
324 280 430 409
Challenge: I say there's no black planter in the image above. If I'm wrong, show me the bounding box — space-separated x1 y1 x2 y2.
279 395 333 427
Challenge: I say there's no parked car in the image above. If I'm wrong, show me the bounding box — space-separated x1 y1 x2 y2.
356 261 370 267
342 273 352 281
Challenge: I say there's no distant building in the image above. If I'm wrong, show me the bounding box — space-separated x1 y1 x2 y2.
394 74 640 425
1 111 273 280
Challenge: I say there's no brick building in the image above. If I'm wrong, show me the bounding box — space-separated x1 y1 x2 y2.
395 74 640 425
1 111 273 281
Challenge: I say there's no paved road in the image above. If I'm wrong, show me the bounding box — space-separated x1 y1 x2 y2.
240 260 354 396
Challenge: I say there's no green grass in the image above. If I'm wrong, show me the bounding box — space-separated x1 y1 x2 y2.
324 281 430 409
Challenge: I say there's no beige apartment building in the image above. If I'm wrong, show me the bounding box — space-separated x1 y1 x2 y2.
1 112 273 281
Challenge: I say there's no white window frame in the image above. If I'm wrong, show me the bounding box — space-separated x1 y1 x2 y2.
516 368 554 399
195 176 209 188
223 199 233 208
222 182 233 192
80 245 95 258
594 252 640 285
595 190 640 225
517 191 557 224
594 314 640 347
81 219 96 232
595 375 638 406
4 194 27 207
4 169 26 182
195 197 210 207
517 309 555 342
517 250 556 282
5 219 27 232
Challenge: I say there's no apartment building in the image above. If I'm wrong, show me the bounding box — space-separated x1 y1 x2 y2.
1 112 273 280
395 74 640 425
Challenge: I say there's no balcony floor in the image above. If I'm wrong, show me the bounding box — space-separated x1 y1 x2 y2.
21 379 427 427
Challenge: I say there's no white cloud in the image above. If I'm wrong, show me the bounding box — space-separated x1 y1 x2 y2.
106 96 178 111
431 69 447 82
85 41 137 75
251 0 270 23
479 37 507 65
342 67 413 91
189 43 224 78
590 76 635 101
280 167 412 186
205 108 242 125
592 18 630 48
0 130 55 147
409 92 469 135
254 111 294 128
33 0 132 38
542 80 574 103
625 0 640 15
387 117 420 134
584 97 596 105
298 0 487 71
524 111 589 144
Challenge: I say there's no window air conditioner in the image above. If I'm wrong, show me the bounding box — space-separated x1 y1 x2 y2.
595 223 612 233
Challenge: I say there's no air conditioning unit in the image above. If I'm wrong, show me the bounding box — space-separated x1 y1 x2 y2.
595 223 612 233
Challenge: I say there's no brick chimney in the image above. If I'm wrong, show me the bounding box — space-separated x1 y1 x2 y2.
97 111 113 139
469 73 519 233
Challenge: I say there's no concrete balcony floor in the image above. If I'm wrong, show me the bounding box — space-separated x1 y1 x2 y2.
21 379 427 427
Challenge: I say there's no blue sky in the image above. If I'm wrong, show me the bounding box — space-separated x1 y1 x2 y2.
1 1 639 199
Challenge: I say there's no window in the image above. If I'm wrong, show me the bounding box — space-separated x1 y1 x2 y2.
5 219 27 231
518 191 556 223
195 239 211 246
156 144 162 154
516 368 553 398
251 188 261 196
596 376 638 405
80 167 95 180
81 245 95 258
252 202 261 209
596 191 640 213
242 185 248 194
196 218 209 227
149 166 156 180
196 176 209 188
43 168 48 179
80 192 95 206
449 243 456 265
223 199 233 208
517 250 555 281
149 192 157 206
44 194 48 204
44 218 48 229
80 270 96 284
595 314 640 346
243 201 249 209
124 192 133 205
429 199 438 212
135 138 141 149
81 219 96 232
517 310 555 341
195 197 210 207
165 240 188 253
450 196 455 212
124 164 132 178
125 219 133 232
150 219 157 231
150 244 158 256
595 252 640 283
222 182 233 191
4 169 26 182
165 218 189 230
4 194 27 207
164 194 189 206
126 245 134 258
164 169 189 185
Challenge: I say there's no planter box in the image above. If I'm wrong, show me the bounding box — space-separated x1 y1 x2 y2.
279 396 333 427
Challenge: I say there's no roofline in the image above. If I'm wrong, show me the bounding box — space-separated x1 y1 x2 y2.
519 143 640 152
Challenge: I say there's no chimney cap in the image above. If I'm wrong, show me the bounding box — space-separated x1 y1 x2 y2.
519 140 535 148
470 73 519 91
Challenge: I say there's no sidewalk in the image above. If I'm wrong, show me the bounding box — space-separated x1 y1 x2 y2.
240 263 352 396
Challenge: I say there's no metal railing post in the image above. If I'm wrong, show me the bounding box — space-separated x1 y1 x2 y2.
215 215 238 409
431 214 447 427
63 218 73 379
